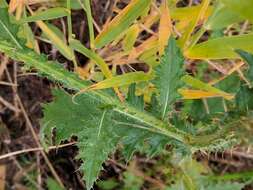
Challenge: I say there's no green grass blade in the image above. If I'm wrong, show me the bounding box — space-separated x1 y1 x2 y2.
19 7 70 23
122 24 139 52
181 75 234 100
86 72 154 91
221 0 253 22
0 8 23 48
66 0 73 42
204 2 243 30
69 39 112 78
94 0 152 48
36 20 74 60
78 0 95 49
186 33 253 59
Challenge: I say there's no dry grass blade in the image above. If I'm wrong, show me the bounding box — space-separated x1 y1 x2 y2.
0 142 76 160
179 0 211 49
26 6 74 61
0 96 19 112
0 165 5 190
158 0 172 55
0 56 8 79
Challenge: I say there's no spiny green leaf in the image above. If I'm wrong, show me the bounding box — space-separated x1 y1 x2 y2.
147 94 161 118
0 37 232 150
153 37 184 120
126 84 144 111
78 111 119 190
43 90 119 189
42 89 173 188
0 40 90 91
0 8 23 48
47 178 65 190
236 49 253 83
235 84 253 112
42 90 97 144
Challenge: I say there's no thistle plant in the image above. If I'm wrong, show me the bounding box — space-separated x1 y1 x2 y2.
1 0 253 189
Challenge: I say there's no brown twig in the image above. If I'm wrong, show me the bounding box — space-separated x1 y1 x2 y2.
0 142 76 160
0 55 8 79
0 96 20 113
5 64 65 188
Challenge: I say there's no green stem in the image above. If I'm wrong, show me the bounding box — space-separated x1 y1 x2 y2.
66 0 78 69
209 170 253 180
0 40 228 147
78 0 95 49
66 0 72 42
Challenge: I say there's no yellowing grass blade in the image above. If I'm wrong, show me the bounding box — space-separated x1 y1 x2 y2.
85 71 154 91
221 0 253 22
142 9 159 29
158 0 172 55
178 89 228 99
185 33 253 60
8 0 18 13
128 35 158 60
69 39 112 78
69 39 124 101
94 0 152 48
181 75 234 100
36 20 74 60
122 24 139 52
19 8 70 23
170 4 212 21
22 23 40 53
178 0 211 49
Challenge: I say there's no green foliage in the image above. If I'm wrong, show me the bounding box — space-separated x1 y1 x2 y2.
47 178 65 190
78 112 119 190
122 171 143 190
0 8 23 48
43 90 120 189
126 84 144 110
97 178 119 190
236 49 253 84
205 182 245 190
153 37 184 120
0 30 243 188
167 157 246 190
2 5 253 190
19 8 69 23
42 89 174 188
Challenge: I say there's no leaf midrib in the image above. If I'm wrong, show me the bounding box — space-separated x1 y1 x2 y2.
0 19 22 49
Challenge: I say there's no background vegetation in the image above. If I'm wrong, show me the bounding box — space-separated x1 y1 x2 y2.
1 0 253 189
